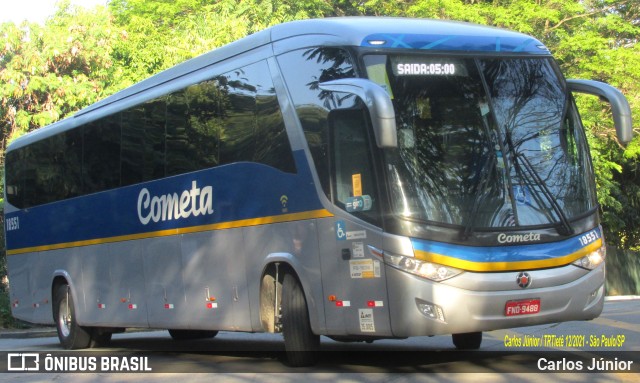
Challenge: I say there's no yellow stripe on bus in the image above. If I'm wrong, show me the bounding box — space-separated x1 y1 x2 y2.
6 209 334 256
413 239 603 272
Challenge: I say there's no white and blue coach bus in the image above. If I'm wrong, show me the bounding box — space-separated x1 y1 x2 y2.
4 18 632 366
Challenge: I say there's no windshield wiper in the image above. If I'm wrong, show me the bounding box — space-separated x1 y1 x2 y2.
509 145 574 236
462 151 497 240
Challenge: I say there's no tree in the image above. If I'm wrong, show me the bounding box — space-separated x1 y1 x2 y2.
0 2 123 151
108 0 333 84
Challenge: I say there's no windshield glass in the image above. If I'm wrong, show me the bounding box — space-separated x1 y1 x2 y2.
364 54 596 230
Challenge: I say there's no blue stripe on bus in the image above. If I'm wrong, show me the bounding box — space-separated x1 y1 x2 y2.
411 227 603 271
5 150 327 254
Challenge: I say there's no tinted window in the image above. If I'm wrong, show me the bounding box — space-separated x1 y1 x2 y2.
121 101 166 186
254 69 295 173
84 116 121 194
21 129 82 207
5 150 23 208
219 69 256 165
6 59 294 209
278 48 356 198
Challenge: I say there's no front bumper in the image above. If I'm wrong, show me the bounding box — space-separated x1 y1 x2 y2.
386 262 605 337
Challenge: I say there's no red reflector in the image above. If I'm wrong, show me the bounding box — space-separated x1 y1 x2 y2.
367 301 375 307
336 301 344 307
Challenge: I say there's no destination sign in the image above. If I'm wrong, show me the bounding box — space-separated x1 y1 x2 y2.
396 63 456 76
391 57 468 77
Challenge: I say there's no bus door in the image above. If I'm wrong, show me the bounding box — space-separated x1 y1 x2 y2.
318 108 392 337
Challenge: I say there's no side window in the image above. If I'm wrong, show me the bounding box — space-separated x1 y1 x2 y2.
83 115 121 194
254 68 296 173
219 61 296 172
182 78 225 171
165 60 294 175
329 108 380 224
219 68 257 165
121 100 166 186
10 60 294 209
5 150 24 209
277 47 357 198
22 129 82 207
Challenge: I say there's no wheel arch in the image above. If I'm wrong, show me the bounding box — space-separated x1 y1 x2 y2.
51 270 82 323
259 253 324 335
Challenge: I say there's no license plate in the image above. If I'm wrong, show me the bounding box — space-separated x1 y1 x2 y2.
505 298 541 316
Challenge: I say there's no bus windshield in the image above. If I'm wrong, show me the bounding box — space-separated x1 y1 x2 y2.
364 54 596 231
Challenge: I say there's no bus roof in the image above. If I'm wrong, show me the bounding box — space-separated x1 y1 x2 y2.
8 17 548 151
271 17 548 53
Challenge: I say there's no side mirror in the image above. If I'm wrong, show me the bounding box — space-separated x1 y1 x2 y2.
567 79 633 145
318 78 397 148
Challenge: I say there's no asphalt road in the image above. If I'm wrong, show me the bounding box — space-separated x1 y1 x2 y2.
0 297 638 382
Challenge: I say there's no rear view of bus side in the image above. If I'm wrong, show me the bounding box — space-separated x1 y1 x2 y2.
4 18 632 367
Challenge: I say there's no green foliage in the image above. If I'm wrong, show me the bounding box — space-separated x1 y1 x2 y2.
1 2 123 147
107 0 334 83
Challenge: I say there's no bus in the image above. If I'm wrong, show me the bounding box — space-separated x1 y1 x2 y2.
4 17 633 366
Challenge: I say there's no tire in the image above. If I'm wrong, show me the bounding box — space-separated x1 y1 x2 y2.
168 329 218 341
89 330 113 348
452 332 482 350
281 273 320 367
53 284 92 349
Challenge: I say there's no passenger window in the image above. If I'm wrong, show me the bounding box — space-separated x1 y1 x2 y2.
121 101 166 186
5 150 24 208
10 59 294 209
83 116 121 194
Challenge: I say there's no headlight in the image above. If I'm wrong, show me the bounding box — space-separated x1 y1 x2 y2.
384 252 463 281
572 245 606 270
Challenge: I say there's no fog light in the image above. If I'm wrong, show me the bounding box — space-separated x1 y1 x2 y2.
587 285 604 305
416 299 445 322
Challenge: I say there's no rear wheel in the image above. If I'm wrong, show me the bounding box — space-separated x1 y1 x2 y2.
452 332 482 350
281 273 320 367
53 284 92 349
168 329 218 341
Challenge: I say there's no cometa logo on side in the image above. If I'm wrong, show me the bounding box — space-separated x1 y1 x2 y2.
137 181 214 225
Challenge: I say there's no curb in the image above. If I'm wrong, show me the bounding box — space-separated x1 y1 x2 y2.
605 295 640 301
0 328 56 339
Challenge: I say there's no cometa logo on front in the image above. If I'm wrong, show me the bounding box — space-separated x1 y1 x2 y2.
497 233 542 244
137 181 214 225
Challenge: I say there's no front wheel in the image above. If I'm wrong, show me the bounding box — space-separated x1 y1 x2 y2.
452 332 482 350
53 284 92 349
281 273 320 367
